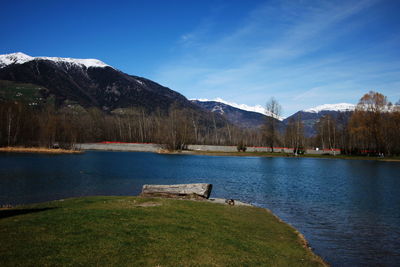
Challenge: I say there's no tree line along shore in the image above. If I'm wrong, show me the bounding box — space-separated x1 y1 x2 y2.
1 91 399 156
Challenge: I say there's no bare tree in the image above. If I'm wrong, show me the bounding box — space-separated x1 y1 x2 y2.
350 91 388 154
316 115 338 154
264 97 282 152
285 113 304 155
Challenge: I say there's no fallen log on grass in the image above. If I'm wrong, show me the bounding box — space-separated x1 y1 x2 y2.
141 183 212 200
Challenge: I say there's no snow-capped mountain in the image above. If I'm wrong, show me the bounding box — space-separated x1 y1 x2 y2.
192 99 283 129
303 103 356 113
0 52 361 136
0 52 208 114
193 98 284 121
192 99 356 134
0 52 110 69
195 98 265 115
284 103 355 137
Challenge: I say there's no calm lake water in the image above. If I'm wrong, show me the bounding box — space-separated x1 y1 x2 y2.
1 151 399 266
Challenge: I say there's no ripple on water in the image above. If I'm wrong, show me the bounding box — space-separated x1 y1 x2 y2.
0 151 399 266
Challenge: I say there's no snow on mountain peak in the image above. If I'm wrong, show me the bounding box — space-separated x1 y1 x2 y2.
0 52 110 69
303 103 355 113
39 56 109 68
0 52 33 67
193 97 284 121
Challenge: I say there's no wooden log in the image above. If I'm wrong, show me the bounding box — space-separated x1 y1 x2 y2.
140 183 212 199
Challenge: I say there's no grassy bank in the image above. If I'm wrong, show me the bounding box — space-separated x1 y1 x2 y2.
0 196 326 266
0 146 83 154
183 150 400 162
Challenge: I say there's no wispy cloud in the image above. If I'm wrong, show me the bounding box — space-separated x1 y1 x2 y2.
152 0 400 116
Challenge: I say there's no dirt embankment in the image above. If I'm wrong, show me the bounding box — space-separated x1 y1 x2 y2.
0 147 83 154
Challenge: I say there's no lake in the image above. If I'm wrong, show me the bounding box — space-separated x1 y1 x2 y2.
1 151 399 266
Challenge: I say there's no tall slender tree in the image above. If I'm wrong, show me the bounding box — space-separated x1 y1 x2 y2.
284 113 304 154
264 97 282 152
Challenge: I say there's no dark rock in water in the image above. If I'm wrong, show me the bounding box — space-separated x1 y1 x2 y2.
140 183 212 199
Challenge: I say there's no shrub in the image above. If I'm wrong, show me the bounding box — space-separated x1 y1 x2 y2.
237 141 247 152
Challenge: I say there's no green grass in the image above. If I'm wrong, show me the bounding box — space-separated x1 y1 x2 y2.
0 80 47 104
0 196 326 266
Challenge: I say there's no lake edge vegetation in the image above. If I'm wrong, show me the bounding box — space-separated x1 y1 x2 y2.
0 146 82 154
1 90 399 156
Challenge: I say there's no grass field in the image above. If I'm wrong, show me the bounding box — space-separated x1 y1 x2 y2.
0 196 327 266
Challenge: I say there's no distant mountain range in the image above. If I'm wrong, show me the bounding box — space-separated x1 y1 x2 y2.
302 103 355 113
191 100 273 128
193 97 285 120
193 99 355 136
284 109 353 137
0 52 355 136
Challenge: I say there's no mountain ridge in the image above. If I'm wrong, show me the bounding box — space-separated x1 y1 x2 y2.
0 52 110 69
0 52 357 137
0 52 197 112
191 100 273 129
303 103 355 113
193 98 355 136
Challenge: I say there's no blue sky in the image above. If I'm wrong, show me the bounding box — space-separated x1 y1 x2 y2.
1 0 400 116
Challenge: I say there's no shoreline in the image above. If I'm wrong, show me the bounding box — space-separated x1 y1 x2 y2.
0 146 83 154
167 150 400 162
3 144 398 162
76 143 400 162
208 197 329 265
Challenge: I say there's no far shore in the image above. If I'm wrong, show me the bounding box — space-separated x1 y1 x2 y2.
0 146 83 154
3 144 399 162
76 143 400 162
165 150 400 162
